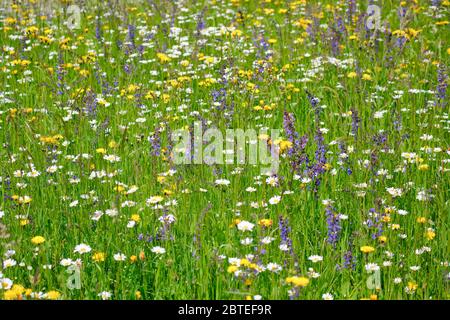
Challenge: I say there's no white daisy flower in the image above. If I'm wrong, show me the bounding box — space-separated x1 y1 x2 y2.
0 278 13 290
215 179 230 186
266 263 282 273
365 263 380 272
113 253 127 261
237 220 255 232
60 259 74 267
322 293 334 300
268 195 281 205
98 291 112 300
2 259 17 269
308 255 323 263
151 246 166 254
74 244 92 254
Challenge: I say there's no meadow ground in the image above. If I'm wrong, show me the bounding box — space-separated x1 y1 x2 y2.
0 0 449 300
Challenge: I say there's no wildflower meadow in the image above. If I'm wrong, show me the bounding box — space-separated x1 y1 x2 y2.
0 0 449 301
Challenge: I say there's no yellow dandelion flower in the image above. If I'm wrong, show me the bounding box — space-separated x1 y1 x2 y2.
114 185 125 193
46 290 61 300
360 246 375 254
157 52 171 63
258 219 273 227
435 20 449 26
3 290 20 300
79 69 89 77
131 214 141 222
417 217 427 224
31 236 45 245
227 265 239 273
286 276 309 287
157 176 166 184
240 259 251 267
139 251 145 261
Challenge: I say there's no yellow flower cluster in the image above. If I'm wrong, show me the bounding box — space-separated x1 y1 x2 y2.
285 276 309 287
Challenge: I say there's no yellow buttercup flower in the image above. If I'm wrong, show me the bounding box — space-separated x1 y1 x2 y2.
378 236 387 244
408 281 418 291
92 252 106 262
425 229 436 240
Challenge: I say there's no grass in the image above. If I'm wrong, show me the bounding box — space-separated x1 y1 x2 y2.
0 0 449 300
